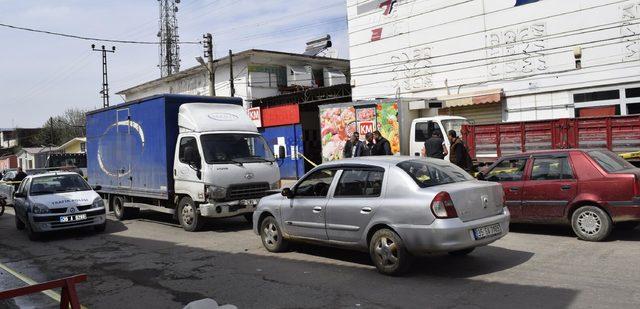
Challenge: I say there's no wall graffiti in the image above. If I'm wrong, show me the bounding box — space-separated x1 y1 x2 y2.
486 22 548 77
621 1 640 61
390 47 432 91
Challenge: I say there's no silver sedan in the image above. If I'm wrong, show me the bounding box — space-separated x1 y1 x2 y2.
254 157 510 275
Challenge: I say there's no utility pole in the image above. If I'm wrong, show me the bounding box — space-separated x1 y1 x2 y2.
203 33 215 96
229 49 235 97
91 44 116 108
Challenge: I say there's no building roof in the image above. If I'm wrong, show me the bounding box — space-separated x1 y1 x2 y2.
56 137 86 151
116 49 349 95
19 147 49 155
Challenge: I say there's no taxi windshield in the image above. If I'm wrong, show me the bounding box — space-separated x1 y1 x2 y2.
30 174 91 196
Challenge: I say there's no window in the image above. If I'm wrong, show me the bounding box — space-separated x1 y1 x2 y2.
397 160 472 188
486 158 528 182
626 87 640 99
588 150 635 173
573 90 620 103
334 168 385 197
628 103 640 115
575 105 620 118
295 169 337 197
531 157 573 181
30 174 92 196
179 137 200 164
200 134 274 164
80 142 86 152
16 178 29 195
414 122 443 142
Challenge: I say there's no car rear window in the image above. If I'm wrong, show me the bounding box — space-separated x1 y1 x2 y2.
588 150 635 173
397 160 472 188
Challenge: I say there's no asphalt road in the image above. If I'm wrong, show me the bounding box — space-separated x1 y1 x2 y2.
1 207 639 309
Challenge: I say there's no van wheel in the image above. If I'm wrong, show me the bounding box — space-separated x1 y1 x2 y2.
571 206 612 242
178 197 205 232
112 196 138 220
15 214 25 230
259 216 288 252
369 229 412 276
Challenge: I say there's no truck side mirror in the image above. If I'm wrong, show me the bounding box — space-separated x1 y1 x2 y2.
93 185 102 191
184 146 201 170
278 146 286 159
281 187 293 198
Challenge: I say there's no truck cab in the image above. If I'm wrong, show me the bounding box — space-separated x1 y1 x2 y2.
409 116 469 160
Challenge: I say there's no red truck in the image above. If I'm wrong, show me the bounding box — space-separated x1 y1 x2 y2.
462 115 640 166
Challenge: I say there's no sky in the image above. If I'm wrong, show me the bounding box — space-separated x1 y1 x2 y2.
0 0 349 127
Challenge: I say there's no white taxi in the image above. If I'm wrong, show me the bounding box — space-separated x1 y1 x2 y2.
13 172 106 240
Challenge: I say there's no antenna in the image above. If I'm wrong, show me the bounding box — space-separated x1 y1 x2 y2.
157 0 181 77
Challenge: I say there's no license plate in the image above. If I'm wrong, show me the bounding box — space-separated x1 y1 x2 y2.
59 214 87 223
240 199 259 206
472 223 502 240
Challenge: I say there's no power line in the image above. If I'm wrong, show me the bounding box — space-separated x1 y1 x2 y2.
0 22 201 45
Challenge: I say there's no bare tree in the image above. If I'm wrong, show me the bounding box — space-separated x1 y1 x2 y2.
37 108 87 147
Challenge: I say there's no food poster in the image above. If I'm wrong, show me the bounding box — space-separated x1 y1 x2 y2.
319 101 400 162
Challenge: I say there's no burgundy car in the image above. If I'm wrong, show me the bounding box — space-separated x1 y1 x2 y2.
480 149 640 241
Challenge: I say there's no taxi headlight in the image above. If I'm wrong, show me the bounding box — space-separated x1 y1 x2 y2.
206 185 227 200
92 197 104 208
32 203 50 214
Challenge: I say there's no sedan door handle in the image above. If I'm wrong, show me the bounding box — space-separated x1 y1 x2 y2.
312 206 323 213
561 185 572 191
509 187 520 192
361 207 372 214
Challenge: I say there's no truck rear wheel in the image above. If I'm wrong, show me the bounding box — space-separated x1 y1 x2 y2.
112 195 138 221
178 196 205 232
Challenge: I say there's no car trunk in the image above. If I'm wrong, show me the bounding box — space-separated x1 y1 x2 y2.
433 181 505 222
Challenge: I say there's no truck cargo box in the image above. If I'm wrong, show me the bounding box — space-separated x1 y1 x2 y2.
463 115 640 163
86 94 242 200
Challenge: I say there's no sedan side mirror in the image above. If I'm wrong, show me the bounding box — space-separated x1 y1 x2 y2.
281 187 293 198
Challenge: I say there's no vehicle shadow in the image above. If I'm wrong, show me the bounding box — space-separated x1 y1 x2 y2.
509 223 640 242
290 243 534 279
34 219 129 242
131 210 253 233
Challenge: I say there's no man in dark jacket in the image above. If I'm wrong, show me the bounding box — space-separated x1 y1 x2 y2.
13 167 27 182
372 130 393 156
362 132 375 156
448 130 473 171
422 130 447 159
343 132 364 158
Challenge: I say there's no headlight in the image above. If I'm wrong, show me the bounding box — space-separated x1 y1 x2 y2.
92 197 104 208
206 185 227 200
32 204 50 214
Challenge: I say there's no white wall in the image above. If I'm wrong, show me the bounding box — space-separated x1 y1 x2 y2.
348 0 640 120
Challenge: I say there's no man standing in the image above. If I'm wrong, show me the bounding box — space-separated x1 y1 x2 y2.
422 130 447 159
343 132 364 158
362 132 375 156
447 130 473 171
13 167 27 182
372 130 392 156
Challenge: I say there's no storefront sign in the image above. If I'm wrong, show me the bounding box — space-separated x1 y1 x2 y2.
247 107 262 127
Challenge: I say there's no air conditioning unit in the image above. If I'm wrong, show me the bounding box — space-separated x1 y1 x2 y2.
323 68 346 86
286 65 313 87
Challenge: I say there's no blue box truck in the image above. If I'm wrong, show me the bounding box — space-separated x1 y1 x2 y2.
87 94 280 231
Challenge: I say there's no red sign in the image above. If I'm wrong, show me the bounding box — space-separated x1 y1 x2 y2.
358 121 374 135
262 104 300 127
371 28 383 41
247 107 262 127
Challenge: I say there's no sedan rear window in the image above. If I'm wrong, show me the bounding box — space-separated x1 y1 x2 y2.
397 160 472 188
588 150 635 173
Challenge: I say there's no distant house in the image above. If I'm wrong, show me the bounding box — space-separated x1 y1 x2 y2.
16 147 48 170
0 128 41 148
0 154 17 171
56 137 87 154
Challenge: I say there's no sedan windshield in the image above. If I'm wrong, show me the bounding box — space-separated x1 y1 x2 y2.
398 160 473 188
30 174 92 196
200 134 275 164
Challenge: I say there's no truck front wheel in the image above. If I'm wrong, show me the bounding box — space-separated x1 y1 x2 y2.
178 197 205 232
112 195 138 221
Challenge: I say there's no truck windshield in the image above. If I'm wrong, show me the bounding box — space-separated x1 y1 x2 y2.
200 134 275 164
441 119 470 136
30 174 92 196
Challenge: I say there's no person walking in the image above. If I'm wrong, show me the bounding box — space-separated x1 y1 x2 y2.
13 167 27 182
447 130 473 171
422 130 448 159
372 130 392 156
343 132 364 158
362 132 375 156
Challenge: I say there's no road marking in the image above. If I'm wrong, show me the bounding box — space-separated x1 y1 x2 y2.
0 262 87 309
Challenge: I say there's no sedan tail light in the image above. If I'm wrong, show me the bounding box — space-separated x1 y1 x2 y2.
431 192 458 219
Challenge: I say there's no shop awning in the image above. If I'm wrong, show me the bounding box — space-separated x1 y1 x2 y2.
438 89 503 108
